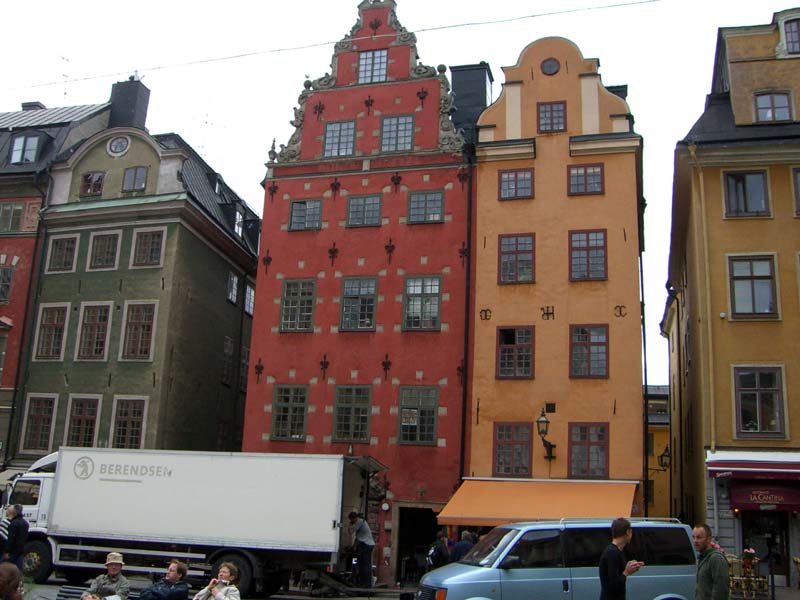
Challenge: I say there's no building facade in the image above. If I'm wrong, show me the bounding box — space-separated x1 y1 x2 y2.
664 9 800 586
0 99 115 466
443 37 645 522
242 0 476 584
7 80 259 466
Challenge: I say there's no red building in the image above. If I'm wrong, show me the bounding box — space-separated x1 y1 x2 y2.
243 0 477 583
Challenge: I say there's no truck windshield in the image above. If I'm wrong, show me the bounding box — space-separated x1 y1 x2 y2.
459 527 518 567
9 480 41 506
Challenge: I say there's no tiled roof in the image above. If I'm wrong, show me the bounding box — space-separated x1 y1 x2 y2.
0 103 109 129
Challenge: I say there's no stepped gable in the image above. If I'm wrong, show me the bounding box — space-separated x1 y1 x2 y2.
273 0 462 163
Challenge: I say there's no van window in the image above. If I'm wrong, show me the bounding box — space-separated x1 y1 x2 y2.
637 527 695 565
564 527 609 567
461 527 519 567
9 479 41 506
502 529 563 568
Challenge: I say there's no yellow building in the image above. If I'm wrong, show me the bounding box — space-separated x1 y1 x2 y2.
646 387 671 518
439 37 645 525
664 9 800 586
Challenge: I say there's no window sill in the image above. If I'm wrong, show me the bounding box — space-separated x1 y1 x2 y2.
498 196 534 201
728 314 780 321
723 213 773 219
498 280 535 285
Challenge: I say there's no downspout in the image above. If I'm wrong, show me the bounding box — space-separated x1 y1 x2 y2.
640 252 649 517
687 144 716 455
4 169 52 467
459 144 475 480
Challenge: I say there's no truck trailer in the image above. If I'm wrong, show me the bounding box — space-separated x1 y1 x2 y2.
5 448 383 595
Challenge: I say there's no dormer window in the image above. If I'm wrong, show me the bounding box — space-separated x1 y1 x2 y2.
786 19 800 53
358 50 388 84
234 208 244 237
80 172 105 196
122 167 147 192
9 134 40 164
756 93 791 122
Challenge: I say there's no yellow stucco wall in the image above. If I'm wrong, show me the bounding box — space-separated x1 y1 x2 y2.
469 37 644 508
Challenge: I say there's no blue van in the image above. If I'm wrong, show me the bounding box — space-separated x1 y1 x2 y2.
417 519 696 600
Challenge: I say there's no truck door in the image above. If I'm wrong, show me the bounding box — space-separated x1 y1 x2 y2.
498 529 570 600
8 479 44 527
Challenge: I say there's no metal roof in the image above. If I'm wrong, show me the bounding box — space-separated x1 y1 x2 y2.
0 103 109 129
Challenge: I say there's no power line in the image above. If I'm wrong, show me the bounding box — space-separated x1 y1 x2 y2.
1 0 660 93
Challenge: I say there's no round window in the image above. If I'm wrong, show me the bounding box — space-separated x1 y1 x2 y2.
541 58 560 76
107 136 130 156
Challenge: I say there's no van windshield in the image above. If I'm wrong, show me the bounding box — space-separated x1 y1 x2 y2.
459 527 519 567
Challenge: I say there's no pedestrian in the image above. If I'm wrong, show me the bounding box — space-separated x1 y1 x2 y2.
347 512 374 587
2 506 27 573
426 530 450 570
0 563 22 600
193 562 240 600
692 523 729 600
140 560 189 600
598 518 644 600
82 552 130 600
450 531 474 562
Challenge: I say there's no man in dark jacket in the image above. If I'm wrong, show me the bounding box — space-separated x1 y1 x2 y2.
598 518 644 600
140 560 190 600
693 524 729 600
3 504 28 571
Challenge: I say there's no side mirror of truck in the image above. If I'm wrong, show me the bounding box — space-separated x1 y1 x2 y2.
499 555 521 570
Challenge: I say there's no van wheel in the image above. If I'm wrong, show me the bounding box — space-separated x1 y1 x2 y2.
213 554 253 597
23 540 52 583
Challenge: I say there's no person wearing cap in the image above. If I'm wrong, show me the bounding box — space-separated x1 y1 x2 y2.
82 552 130 600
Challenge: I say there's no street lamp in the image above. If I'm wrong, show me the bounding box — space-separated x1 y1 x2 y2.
658 445 671 470
536 408 556 461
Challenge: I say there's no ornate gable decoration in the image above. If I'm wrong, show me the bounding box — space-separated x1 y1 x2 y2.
272 0 463 163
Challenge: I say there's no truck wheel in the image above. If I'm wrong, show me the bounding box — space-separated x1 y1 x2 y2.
23 540 52 583
214 554 253 597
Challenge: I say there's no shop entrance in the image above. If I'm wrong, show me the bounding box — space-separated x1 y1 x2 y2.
396 506 439 584
741 510 789 581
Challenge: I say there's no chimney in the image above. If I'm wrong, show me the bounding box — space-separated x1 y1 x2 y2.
21 102 46 111
109 76 150 129
449 62 494 145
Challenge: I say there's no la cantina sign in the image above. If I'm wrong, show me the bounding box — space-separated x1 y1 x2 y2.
731 482 800 511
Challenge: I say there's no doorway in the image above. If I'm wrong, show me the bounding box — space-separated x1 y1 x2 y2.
741 510 789 582
396 506 439 584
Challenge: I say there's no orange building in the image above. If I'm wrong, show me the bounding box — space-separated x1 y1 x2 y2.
440 37 645 524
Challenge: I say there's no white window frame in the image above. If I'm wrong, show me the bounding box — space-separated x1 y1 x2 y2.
62 393 103 447
32 302 71 362
18 393 59 455
86 229 123 272
118 299 159 362
73 301 114 362
45 233 80 274
129 226 167 270
244 284 255 316
109 395 149 449
227 272 239 304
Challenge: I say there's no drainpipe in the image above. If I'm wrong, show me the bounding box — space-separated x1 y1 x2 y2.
640 249 649 517
458 144 475 480
4 169 52 467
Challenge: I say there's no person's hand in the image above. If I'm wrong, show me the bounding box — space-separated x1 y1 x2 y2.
623 560 644 576
208 578 219 590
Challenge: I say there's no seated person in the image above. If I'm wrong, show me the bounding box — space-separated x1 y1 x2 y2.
140 560 189 600
82 552 130 600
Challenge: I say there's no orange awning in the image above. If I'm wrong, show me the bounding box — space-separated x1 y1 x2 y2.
437 478 638 526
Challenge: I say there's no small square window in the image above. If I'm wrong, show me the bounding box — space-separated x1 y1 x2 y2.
324 121 356 157
347 195 381 227
80 172 105 196
538 102 566 133
47 236 78 273
755 93 791 122
408 191 443 224
569 230 607 280
724 171 769 216
289 200 322 231
496 327 534 379
122 166 148 192
568 164 604 195
358 50 388 84
381 116 413 152
499 170 533 200
728 256 778 318
132 229 165 267
10 135 40 164
498 234 534 284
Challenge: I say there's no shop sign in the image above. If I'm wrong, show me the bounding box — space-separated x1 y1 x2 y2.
730 482 800 511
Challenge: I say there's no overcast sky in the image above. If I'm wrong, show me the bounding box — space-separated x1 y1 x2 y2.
1 0 792 384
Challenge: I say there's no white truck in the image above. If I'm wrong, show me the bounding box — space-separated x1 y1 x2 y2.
5 448 381 595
